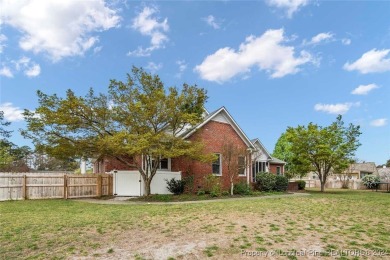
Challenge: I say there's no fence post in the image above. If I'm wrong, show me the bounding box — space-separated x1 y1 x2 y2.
97 175 102 198
64 175 68 199
108 175 113 196
23 175 27 200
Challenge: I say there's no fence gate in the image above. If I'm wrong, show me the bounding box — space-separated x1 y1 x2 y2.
113 171 142 196
112 170 182 196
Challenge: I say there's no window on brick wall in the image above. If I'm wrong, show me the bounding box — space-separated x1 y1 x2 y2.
238 156 245 176
144 156 171 171
212 154 222 175
160 158 169 170
276 166 281 175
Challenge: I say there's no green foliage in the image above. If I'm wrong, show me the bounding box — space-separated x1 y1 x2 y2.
182 172 195 193
33 152 79 171
221 190 230 196
0 145 14 170
233 181 252 195
272 132 300 176
0 141 32 172
296 180 306 190
209 190 220 197
361 175 381 189
255 172 277 192
203 174 221 195
274 175 289 191
165 178 186 195
0 111 12 139
22 67 209 195
285 115 361 192
197 189 206 196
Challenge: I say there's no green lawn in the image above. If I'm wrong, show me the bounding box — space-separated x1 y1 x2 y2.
1 189 389 259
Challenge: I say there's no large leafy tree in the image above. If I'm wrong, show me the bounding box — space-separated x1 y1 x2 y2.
32 152 79 171
0 111 12 139
272 132 302 179
0 111 14 171
285 115 361 192
0 112 32 172
22 67 209 195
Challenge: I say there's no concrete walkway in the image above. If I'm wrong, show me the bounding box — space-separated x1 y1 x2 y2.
71 192 310 205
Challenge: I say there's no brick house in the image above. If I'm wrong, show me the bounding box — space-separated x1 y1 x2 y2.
93 106 285 194
250 138 286 182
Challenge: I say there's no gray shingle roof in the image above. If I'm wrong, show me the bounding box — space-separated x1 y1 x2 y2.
269 157 286 164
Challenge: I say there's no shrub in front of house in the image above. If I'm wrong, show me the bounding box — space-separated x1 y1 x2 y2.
361 175 381 189
197 189 206 196
274 175 289 191
203 174 222 196
233 181 252 195
255 172 277 192
221 190 230 196
165 178 186 195
296 180 306 190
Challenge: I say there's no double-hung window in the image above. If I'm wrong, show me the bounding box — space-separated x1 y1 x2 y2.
238 156 245 176
212 154 222 175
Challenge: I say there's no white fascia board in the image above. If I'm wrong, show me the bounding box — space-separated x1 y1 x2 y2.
251 138 272 159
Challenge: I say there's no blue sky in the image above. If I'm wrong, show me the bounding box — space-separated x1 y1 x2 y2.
0 0 389 164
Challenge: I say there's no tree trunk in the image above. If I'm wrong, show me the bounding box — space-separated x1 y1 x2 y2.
230 182 234 196
320 181 325 192
144 178 152 196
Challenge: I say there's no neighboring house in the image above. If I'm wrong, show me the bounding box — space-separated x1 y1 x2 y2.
377 166 390 181
94 106 286 194
342 162 379 179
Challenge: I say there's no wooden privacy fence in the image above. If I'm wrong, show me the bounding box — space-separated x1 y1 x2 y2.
0 173 113 201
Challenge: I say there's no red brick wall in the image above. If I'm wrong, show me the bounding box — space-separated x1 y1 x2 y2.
269 163 284 175
172 120 251 191
94 156 138 173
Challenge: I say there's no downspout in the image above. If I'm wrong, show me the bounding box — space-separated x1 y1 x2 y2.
246 148 253 185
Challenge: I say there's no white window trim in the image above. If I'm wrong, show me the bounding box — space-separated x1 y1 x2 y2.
238 156 246 176
212 153 222 176
142 155 171 172
158 158 171 171
276 166 281 175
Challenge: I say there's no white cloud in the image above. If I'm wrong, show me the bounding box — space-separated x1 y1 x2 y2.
145 62 162 73
93 46 103 54
25 64 41 77
1 57 41 78
370 118 388 127
343 49 390 74
14 57 41 77
0 66 13 78
314 102 360 115
195 29 314 83
175 60 187 78
266 0 309 18
128 6 169 57
0 34 7 53
351 84 379 95
202 15 221 29
342 38 351 45
0 0 120 62
0 103 24 122
305 32 334 45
